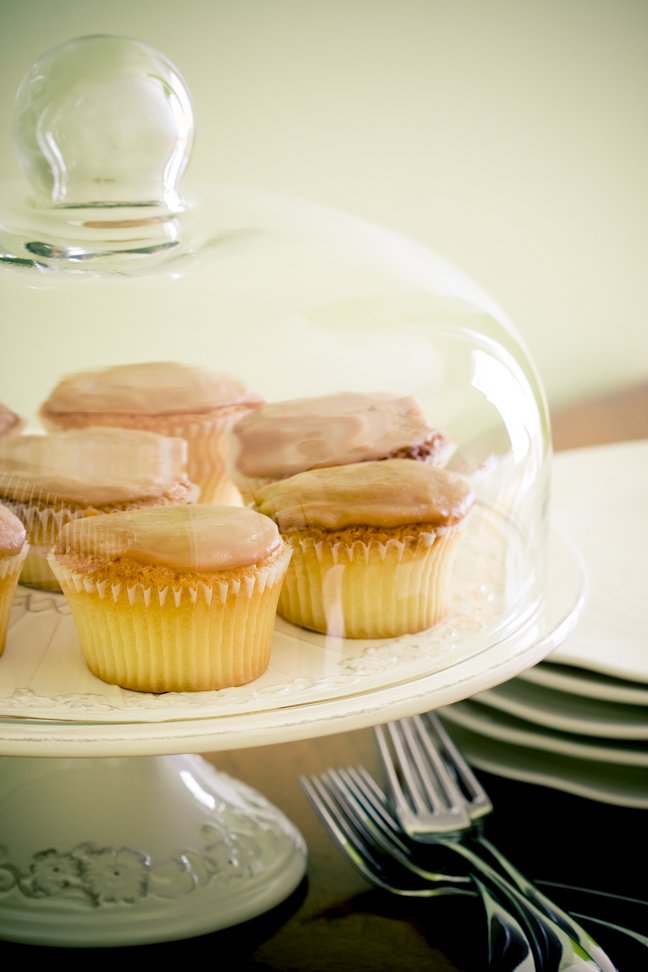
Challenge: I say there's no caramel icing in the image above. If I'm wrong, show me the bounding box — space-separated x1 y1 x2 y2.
231 391 452 478
254 459 475 532
56 504 283 572
0 502 26 556
0 403 22 438
0 428 195 506
40 362 264 418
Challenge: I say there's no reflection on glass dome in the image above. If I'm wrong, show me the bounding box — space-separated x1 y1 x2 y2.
0 34 553 679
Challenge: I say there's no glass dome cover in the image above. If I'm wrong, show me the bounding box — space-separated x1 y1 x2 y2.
1 35 555 695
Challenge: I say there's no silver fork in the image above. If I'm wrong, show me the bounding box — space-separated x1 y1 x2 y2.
374 712 617 972
320 765 610 971
302 770 539 972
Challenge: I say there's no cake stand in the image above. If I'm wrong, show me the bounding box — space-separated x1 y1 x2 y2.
0 32 587 949
0 520 586 948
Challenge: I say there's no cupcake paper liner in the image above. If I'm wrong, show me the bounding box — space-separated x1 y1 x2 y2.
0 544 29 654
0 544 30 581
7 502 82 590
163 415 239 504
47 548 291 693
19 543 62 591
278 527 463 639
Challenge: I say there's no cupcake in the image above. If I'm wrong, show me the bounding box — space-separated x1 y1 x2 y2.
48 505 291 693
0 403 23 439
39 361 264 504
0 503 28 655
229 391 454 502
0 427 197 591
254 458 474 639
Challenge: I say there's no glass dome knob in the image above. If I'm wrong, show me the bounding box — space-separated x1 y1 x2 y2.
12 34 194 210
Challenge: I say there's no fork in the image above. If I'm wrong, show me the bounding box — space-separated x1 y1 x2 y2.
317 764 610 970
302 770 540 971
374 712 617 972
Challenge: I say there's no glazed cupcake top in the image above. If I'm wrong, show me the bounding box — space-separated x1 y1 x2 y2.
39 361 264 418
55 504 283 572
231 391 452 478
0 403 22 438
0 502 26 556
254 459 474 532
0 428 196 506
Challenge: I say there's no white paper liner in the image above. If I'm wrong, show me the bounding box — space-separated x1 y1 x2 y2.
19 543 62 591
304 529 440 564
0 543 29 581
279 526 463 638
137 412 250 504
46 547 292 692
9 501 82 534
10 505 83 589
0 544 29 653
48 546 291 608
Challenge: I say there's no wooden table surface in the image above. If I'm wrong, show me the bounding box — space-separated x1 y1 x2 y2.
6 380 648 967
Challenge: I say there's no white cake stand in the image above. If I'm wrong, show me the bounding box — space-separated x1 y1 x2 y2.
0 526 586 947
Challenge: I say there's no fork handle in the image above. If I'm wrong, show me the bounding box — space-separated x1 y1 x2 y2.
472 835 618 972
470 874 538 972
438 838 614 971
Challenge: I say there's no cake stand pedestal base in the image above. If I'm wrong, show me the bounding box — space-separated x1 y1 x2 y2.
0 753 307 947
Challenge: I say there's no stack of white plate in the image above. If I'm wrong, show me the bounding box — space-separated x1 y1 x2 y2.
440 439 648 807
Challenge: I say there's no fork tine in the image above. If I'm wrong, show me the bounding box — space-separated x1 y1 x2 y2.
301 771 472 893
398 717 455 812
325 768 470 886
428 712 492 820
301 774 386 875
376 717 472 833
301 774 401 894
376 720 448 817
343 765 411 840
323 768 412 859
408 715 472 814
335 767 405 845
374 722 406 808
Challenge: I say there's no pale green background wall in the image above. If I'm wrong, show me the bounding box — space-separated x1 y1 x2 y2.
1 0 646 408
